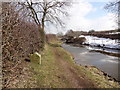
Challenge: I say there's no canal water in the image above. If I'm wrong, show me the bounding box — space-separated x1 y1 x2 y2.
61 44 120 81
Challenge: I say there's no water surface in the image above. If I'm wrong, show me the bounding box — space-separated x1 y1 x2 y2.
62 44 120 81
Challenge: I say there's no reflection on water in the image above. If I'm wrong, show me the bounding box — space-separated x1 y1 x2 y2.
62 44 120 81
101 58 118 63
86 46 120 53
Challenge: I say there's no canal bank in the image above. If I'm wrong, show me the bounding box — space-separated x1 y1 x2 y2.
29 43 120 88
61 44 120 82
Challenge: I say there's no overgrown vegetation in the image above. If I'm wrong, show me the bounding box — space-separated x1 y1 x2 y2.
2 3 42 88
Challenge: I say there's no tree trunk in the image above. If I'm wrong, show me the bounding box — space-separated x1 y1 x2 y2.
38 25 45 51
40 13 46 50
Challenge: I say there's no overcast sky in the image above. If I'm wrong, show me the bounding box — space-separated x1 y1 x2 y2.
45 0 117 34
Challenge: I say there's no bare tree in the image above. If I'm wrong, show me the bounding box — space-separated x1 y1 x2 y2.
19 0 72 49
105 0 120 30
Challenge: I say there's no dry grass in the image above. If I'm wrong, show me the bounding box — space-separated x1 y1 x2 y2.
29 42 120 88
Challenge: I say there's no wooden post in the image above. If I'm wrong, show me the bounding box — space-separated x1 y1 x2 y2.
35 52 42 65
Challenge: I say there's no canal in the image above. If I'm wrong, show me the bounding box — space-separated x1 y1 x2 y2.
62 44 120 81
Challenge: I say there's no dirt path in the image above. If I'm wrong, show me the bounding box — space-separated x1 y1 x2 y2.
53 47 95 88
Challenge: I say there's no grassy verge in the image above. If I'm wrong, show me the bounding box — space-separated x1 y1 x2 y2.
30 44 70 88
76 65 120 88
29 42 120 88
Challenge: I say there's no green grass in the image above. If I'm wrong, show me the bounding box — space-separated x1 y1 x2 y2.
30 45 71 88
76 66 120 88
29 43 120 88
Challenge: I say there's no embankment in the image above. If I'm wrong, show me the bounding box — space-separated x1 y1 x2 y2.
29 37 120 88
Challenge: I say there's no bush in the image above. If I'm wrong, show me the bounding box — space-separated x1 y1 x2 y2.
2 3 42 87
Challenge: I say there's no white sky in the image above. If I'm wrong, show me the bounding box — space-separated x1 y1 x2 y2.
45 0 117 34
2 0 117 34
